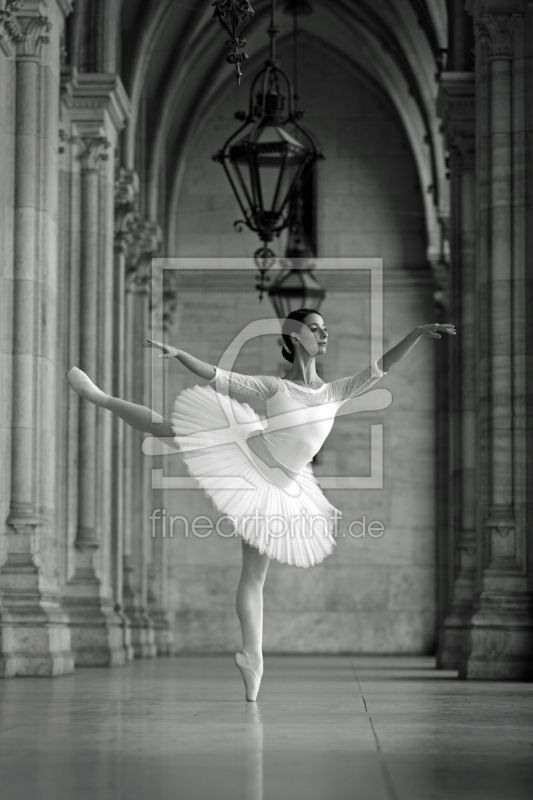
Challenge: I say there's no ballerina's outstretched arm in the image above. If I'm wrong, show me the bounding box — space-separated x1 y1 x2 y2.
376 323 456 373
65 340 218 438
144 339 216 379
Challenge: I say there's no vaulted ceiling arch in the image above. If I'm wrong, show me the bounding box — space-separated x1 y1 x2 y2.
123 0 218 170
408 0 448 50
151 4 446 259
118 0 449 260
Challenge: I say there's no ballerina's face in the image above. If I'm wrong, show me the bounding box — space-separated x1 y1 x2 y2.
296 312 328 357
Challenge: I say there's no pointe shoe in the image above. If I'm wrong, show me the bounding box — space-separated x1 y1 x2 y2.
235 650 263 702
65 367 107 406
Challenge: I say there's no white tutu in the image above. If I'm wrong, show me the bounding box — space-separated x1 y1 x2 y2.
171 385 339 568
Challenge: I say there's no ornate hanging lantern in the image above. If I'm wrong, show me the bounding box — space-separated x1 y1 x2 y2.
213 0 324 299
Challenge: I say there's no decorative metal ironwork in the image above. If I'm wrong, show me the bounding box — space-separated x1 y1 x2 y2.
268 193 325 318
283 0 313 113
263 0 324 317
213 0 323 300
212 0 255 85
253 245 277 300
268 258 326 319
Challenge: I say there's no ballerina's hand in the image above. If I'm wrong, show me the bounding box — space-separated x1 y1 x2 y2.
417 323 456 339
143 339 180 358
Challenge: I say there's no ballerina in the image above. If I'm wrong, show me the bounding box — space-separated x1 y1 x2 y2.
66 308 456 701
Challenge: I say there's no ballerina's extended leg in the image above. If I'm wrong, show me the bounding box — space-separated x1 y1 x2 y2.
65 367 174 437
235 539 269 701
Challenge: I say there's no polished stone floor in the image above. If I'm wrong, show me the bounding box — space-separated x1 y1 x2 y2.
1 655 532 800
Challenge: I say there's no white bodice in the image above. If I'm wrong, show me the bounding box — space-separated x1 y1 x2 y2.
209 360 386 473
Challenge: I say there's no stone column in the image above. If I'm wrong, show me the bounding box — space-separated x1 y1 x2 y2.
0 1 74 677
436 73 477 669
121 220 161 658
461 3 533 679
111 166 140 662
78 135 110 550
433 302 452 659
121 271 147 656
61 71 131 666
147 267 179 655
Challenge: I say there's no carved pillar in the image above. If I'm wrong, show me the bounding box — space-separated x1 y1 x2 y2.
112 166 140 662
121 220 162 658
0 1 74 677
461 3 533 679
61 70 131 666
121 266 145 655
147 266 179 655
78 135 110 551
436 72 477 669
426 176 453 662
431 274 452 660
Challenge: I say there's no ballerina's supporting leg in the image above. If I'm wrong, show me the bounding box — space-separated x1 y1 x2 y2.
235 539 270 702
65 367 174 437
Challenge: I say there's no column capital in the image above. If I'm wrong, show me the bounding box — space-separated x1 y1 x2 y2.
16 13 51 57
73 133 110 171
1 1 71 55
475 11 522 60
0 3 52 59
0 1 23 55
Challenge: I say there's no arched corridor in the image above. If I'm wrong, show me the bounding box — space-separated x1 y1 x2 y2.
0 0 532 795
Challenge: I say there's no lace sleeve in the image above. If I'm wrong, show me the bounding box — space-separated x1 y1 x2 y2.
328 360 387 403
209 366 279 400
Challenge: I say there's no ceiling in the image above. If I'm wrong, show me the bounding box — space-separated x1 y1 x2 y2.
67 0 455 261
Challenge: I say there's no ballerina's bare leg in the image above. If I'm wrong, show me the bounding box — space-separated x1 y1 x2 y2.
235 539 270 702
65 367 174 437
